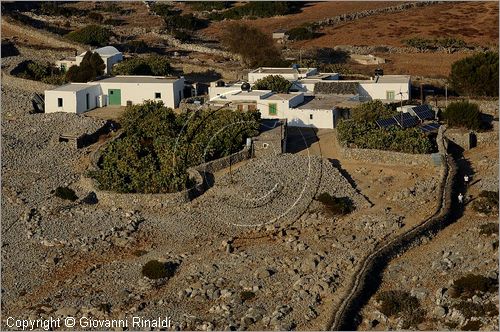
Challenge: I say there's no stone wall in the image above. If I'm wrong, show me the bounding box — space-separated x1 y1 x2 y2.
338 138 437 167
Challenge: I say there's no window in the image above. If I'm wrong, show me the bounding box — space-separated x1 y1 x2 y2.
237 104 244 112
57 98 63 107
268 103 277 116
110 90 114 95
155 92 161 99
310 114 313 120
386 90 395 100
248 104 256 111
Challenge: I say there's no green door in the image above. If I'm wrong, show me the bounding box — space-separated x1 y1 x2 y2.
108 89 121 106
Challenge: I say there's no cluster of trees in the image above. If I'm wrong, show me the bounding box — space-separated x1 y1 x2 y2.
337 101 433 154
208 1 304 20
14 60 65 85
92 101 260 194
252 75 292 93
65 51 105 83
221 23 285 68
66 24 112 46
112 55 173 76
442 101 482 130
449 51 498 97
150 2 207 41
403 36 468 53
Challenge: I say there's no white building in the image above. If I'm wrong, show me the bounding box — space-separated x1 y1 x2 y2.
45 76 185 114
248 67 318 84
208 84 338 129
56 46 123 74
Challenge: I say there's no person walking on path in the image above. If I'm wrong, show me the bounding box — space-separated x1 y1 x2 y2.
464 174 470 187
458 193 464 204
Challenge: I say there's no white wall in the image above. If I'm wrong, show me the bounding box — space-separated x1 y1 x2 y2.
358 82 410 101
75 85 101 114
104 53 124 74
44 84 100 114
99 79 184 109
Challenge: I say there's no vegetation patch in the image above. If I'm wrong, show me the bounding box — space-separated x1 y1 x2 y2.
11 60 65 85
376 290 425 329
66 25 112 46
91 101 259 193
449 51 498 97
287 24 322 41
316 193 354 216
112 56 173 76
461 320 482 331
452 274 498 297
252 75 292 93
472 191 499 215
141 260 179 280
65 51 105 83
54 186 78 201
208 1 304 20
442 101 482 130
479 222 499 236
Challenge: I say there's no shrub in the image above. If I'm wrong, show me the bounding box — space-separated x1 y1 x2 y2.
88 12 104 23
240 291 255 302
66 25 112 46
472 191 499 215
187 1 233 11
461 320 482 331
122 40 149 53
164 13 208 32
112 56 173 76
350 100 398 123
287 24 320 41
442 101 481 130
252 75 292 93
92 101 260 193
453 274 498 296
54 186 78 201
403 37 434 51
141 260 178 280
479 222 499 236
221 23 284 68
376 290 425 329
316 193 354 216
209 1 304 20
65 51 105 83
103 18 125 26
449 51 499 97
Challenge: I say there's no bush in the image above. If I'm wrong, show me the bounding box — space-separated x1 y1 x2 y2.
221 23 284 68
376 290 425 329
112 56 173 76
449 51 499 97
316 193 354 216
66 25 112 46
337 120 433 154
12 60 65 84
287 24 320 41
141 260 178 280
187 1 233 11
442 101 481 130
165 13 208 32
240 291 255 302
92 101 260 193
453 274 498 296
209 1 304 20
54 186 78 201
350 100 397 123
479 222 499 236
121 40 149 53
252 75 292 93
88 12 104 23
65 51 105 83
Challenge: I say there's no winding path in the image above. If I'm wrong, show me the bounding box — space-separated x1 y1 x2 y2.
327 131 458 330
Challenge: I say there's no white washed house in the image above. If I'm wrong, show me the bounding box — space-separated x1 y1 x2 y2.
45 76 185 114
56 46 123 74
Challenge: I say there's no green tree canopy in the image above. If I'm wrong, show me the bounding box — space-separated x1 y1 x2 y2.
449 52 499 97
442 101 482 130
66 25 112 46
350 100 397 123
65 51 105 82
252 75 292 93
112 56 173 76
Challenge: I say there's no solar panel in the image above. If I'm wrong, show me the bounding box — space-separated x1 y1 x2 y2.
394 112 419 128
420 122 441 133
412 105 435 120
376 117 398 129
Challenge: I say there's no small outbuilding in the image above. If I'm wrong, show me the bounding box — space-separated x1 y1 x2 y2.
56 46 123 74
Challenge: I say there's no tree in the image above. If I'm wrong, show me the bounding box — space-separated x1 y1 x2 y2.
65 51 105 82
350 100 397 123
221 23 284 68
252 75 292 93
442 101 481 130
449 52 499 97
112 56 173 76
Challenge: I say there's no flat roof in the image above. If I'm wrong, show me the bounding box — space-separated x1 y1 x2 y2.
98 76 182 84
48 83 95 92
266 93 300 101
374 75 411 83
296 94 361 110
250 67 315 74
229 90 272 97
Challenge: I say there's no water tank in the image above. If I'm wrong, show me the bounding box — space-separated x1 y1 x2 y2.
375 68 384 76
241 82 251 91
216 80 225 87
